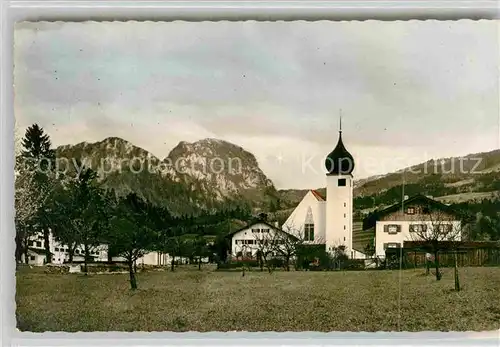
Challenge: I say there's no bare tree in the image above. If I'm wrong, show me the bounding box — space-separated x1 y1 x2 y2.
409 206 462 281
252 230 280 273
277 224 326 271
15 163 40 263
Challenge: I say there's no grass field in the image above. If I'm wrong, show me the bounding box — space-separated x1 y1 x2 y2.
16 266 500 332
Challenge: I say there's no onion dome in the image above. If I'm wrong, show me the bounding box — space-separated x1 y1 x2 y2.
324 122 355 175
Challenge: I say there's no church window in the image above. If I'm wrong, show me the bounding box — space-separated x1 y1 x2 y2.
344 202 346 207
343 237 346 241
338 178 346 187
304 224 315 241
344 213 346 218
344 225 346 230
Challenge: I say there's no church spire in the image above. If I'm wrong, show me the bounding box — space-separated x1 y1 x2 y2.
324 111 355 175
339 109 342 134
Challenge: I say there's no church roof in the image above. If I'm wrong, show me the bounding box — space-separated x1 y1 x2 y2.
311 190 325 201
324 128 355 175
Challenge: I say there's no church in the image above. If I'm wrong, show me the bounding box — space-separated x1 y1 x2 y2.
229 122 464 261
282 121 367 259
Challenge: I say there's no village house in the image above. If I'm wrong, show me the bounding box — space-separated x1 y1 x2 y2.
228 220 295 258
363 194 463 258
22 230 109 265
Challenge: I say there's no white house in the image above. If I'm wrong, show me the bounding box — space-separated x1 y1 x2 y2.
22 230 109 265
365 195 463 258
282 122 364 259
229 221 296 258
114 252 190 266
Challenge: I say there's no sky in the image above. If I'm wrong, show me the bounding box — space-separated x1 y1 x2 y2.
14 20 499 189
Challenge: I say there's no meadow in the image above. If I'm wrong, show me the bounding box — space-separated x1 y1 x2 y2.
16 266 500 332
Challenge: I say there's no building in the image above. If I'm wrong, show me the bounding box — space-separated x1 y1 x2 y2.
281 121 464 261
22 230 209 267
282 121 365 259
228 220 296 258
363 194 463 258
21 230 109 266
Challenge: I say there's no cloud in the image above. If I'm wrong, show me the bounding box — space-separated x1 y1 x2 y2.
14 20 499 189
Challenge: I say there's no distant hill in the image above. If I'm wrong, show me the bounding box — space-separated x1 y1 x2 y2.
276 149 500 215
55 137 279 216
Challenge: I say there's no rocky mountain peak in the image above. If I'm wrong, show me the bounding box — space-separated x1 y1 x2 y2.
52 136 278 214
166 138 276 202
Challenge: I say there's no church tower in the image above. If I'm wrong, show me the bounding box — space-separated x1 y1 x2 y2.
324 117 355 258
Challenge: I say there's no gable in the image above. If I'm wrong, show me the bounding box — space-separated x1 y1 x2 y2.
380 202 459 222
363 194 464 229
282 191 323 230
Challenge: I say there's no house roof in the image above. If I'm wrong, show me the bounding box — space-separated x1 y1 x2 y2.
225 220 298 240
362 194 465 230
311 190 325 201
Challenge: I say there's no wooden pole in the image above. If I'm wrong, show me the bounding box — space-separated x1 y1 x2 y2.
454 249 460 292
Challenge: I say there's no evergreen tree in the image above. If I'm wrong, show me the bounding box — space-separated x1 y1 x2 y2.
17 124 56 264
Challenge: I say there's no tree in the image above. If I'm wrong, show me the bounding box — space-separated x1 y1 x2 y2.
14 160 40 263
252 229 281 273
193 236 208 270
210 234 230 268
363 239 376 258
275 224 326 271
109 193 158 290
51 165 107 272
159 227 186 272
410 205 463 281
17 124 56 264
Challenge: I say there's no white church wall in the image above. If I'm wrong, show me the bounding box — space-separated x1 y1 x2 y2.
282 191 326 244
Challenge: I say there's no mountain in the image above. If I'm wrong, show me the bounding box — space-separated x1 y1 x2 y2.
54 136 500 218
353 149 500 210
275 149 500 213
166 138 277 204
55 137 279 216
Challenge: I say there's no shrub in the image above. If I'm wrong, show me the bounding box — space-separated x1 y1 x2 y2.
267 257 284 269
217 260 260 270
342 259 365 270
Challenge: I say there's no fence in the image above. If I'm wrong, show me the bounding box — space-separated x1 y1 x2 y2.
404 248 500 268
386 241 500 269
